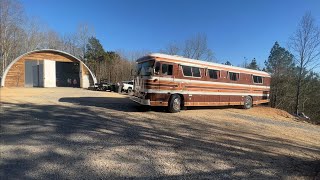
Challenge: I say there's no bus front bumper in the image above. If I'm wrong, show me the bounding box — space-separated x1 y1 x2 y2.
130 96 151 106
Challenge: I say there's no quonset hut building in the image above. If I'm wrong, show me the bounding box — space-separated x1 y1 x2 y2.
1 49 97 88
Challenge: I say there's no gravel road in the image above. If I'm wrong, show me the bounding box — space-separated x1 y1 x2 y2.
1 88 319 179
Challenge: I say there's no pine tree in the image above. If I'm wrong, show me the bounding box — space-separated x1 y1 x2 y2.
84 37 106 81
265 41 295 109
246 58 259 70
85 37 105 61
224 61 232 65
265 42 294 75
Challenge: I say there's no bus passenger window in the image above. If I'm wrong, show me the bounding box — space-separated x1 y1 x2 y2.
182 66 201 77
162 64 173 76
155 62 160 74
192 67 201 77
229 72 239 81
253 75 263 84
208 69 219 79
182 66 192 76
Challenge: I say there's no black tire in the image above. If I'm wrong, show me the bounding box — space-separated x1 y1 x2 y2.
168 94 181 113
243 96 253 109
128 87 132 94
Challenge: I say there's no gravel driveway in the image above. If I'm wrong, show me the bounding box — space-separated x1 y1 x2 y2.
1 88 319 179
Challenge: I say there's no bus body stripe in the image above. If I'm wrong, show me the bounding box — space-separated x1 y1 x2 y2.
145 77 270 89
145 89 269 97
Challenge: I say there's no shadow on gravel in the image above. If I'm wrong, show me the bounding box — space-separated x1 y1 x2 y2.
229 113 320 132
59 97 167 112
58 96 266 113
1 102 320 179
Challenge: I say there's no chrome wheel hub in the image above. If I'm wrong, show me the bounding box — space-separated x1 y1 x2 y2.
173 98 180 110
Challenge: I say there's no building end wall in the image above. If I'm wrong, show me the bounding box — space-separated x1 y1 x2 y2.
2 50 96 88
80 62 90 88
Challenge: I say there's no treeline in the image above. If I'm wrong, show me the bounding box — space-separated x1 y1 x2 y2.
217 13 320 122
83 37 136 82
265 41 320 122
259 13 319 122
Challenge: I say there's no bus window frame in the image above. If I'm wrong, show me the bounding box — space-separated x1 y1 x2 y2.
154 61 161 75
181 65 202 78
252 75 263 84
207 69 221 80
160 62 174 77
228 71 240 81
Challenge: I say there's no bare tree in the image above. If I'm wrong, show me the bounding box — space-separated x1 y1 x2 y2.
23 17 47 52
46 30 63 49
76 23 94 60
0 0 24 75
289 12 320 114
161 33 215 61
160 42 180 55
120 50 150 61
61 32 83 56
183 33 214 61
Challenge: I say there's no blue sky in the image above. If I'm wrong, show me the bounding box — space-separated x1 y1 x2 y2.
22 0 320 66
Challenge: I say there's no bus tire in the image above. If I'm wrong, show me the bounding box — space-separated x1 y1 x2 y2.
168 94 181 113
243 96 253 109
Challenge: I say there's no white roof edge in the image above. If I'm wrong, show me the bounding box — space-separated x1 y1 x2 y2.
1 49 97 86
143 53 270 76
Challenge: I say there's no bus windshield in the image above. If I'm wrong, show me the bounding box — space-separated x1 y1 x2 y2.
137 60 155 76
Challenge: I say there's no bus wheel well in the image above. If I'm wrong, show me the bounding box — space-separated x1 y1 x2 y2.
249 95 253 102
176 94 184 107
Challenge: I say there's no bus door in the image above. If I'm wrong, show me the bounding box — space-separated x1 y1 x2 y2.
159 62 174 103
154 61 161 92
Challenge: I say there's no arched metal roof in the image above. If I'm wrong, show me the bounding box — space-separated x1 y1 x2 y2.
1 49 97 87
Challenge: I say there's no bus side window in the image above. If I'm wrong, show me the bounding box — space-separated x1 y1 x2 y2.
253 75 263 84
162 64 173 76
192 67 201 77
155 62 160 75
229 72 239 81
208 69 219 79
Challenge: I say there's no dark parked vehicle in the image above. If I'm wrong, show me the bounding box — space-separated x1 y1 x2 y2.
88 79 113 91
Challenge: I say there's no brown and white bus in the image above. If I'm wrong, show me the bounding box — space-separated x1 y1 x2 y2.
131 53 270 113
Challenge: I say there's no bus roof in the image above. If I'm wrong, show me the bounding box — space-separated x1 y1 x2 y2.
137 53 270 77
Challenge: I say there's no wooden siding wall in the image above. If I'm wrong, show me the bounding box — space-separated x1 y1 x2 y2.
5 59 25 87
4 51 78 87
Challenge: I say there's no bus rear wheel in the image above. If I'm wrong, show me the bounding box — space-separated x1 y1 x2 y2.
168 94 181 113
243 96 253 109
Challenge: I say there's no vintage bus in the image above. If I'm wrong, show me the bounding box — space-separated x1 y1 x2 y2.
130 53 270 113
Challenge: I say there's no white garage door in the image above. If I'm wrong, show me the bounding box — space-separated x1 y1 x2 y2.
43 60 56 87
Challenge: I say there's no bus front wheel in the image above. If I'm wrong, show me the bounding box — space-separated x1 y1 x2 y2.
168 94 181 113
243 96 253 109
